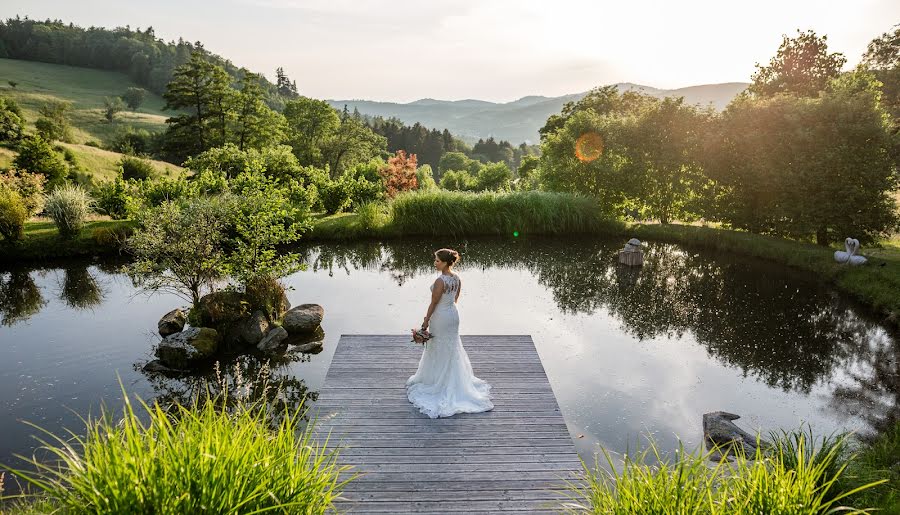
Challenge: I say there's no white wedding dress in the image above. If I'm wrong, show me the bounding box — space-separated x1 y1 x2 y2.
406 273 494 418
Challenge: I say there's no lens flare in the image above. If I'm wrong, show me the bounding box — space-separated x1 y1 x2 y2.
575 132 604 162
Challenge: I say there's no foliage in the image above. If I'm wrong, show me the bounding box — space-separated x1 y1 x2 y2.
121 86 147 110
440 169 477 191
474 162 512 192
0 387 351 514
379 150 418 198
749 29 847 98
0 96 24 144
13 135 69 189
93 175 135 219
231 71 286 151
103 95 125 122
563 430 884 514
162 52 236 160
0 170 45 216
43 184 93 238
416 164 437 191
390 190 616 236
119 155 156 181
126 197 230 308
0 186 26 242
35 99 73 142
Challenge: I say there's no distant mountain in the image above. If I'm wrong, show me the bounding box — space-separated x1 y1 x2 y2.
329 82 748 145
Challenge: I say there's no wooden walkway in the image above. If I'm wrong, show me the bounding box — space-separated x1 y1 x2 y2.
311 334 585 514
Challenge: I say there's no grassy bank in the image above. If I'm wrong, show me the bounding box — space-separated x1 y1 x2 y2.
564 425 895 513
0 219 134 263
0 389 351 514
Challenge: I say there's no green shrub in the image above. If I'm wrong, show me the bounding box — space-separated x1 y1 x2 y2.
119 156 155 181
320 179 353 214
44 184 93 238
1 387 352 513
0 187 27 242
0 170 46 216
13 136 69 189
93 176 134 219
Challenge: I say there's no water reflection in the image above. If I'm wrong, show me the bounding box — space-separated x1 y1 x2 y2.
0 270 45 326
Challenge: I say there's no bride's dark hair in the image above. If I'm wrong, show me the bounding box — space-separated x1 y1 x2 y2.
435 248 460 267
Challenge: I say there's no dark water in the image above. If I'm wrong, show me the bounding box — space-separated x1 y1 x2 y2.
1 237 898 476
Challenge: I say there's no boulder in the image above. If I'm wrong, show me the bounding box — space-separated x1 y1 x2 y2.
197 291 251 327
703 411 764 461
283 304 324 333
155 327 221 370
236 310 270 346
257 326 289 352
158 308 187 337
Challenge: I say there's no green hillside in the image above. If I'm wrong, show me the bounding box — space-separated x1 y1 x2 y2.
0 58 170 145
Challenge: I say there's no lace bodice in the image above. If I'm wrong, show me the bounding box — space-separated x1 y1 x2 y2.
430 274 460 297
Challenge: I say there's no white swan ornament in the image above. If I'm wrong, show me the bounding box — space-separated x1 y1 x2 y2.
834 238 867 266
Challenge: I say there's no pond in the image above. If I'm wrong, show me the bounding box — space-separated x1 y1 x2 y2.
1 237 898 476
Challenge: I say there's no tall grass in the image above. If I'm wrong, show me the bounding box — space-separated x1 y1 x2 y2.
43 184 93 238
563 429 886 514
1 384 353 514
390 190 622 237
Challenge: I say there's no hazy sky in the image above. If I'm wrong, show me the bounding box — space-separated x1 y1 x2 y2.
2 0 898 103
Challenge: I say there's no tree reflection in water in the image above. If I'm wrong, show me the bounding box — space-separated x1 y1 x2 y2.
136 350 318 428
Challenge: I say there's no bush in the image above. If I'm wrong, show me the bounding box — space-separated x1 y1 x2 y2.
119 156 155 181
0 170 46 216
44 184 93 238
93 176 134 219
13 135 69 189
0 388 350 513
0 187 27 242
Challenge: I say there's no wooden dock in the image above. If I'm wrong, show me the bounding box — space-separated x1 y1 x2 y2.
311 334 585 513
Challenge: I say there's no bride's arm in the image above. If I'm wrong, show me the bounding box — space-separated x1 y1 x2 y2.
423 278 444 329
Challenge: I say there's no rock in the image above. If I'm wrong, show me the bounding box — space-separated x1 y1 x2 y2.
257 326 288 352
158 308 187 337
295 340 324 354
197 291 251 327
703 411 763 461
283 304 324 333
237 310 270 346
155 327 221 369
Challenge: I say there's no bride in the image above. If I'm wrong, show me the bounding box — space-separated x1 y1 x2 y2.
406 248 494 418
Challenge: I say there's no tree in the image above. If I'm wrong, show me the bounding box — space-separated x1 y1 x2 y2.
126 198 229 310
283 97 341 167
323 117 387 177
379 150 418 198
35 100 73 142
0 97 24 144
13 135 69 189
275 67 298 98
749 29 847 98
162 52 235 159
122 87 147 110
474 162 512 191
231 71 285 150
104 96 125 122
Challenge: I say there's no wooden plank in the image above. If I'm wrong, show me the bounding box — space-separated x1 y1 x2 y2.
318 334 581 513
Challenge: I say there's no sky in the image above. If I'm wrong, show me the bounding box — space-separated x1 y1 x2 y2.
2 0 898 103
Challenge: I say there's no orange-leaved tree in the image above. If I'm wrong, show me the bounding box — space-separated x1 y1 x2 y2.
379 150 419 198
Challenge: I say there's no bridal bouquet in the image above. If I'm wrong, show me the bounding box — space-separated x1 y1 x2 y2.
411 328 433 344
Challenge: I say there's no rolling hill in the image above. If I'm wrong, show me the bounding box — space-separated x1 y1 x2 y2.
0 58 181 181
329 82 749 144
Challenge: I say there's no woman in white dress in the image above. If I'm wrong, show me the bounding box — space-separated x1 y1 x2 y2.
406 248 494 418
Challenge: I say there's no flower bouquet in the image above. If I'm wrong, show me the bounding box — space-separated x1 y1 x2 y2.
411 327 433 345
